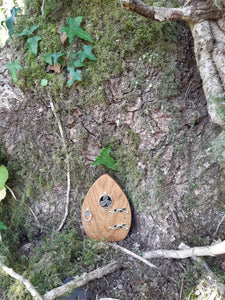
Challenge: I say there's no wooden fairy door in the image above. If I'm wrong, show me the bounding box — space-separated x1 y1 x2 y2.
82 174 131 241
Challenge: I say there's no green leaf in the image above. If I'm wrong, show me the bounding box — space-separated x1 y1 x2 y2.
67 67 82 87
72 58 86 68
26 36 42 56
3 16 15 38
44 52 53 65
0 166 8 189
0 221 7 230
61 17 94 44
51 52 65 65
5 59 22 84
0 187 6 201
1 7 22 38
18 24 39 37
10 7 22 18
93 145 118 171
78 45 97 62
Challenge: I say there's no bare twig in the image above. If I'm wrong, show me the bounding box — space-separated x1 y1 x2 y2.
213 213 225 236
143 240 225 259
0 262 43 300
179 242 225 296
111 243 177 284
49 99 71 232
43 260 121 300
179 276 184 300
111 243 158 269
41 0 45 16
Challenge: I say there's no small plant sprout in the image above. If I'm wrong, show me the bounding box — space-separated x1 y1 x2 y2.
93 144 118 171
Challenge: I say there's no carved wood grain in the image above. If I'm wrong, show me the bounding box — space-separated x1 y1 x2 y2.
82 174 131 241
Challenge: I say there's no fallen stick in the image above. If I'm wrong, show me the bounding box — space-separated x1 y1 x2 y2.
49 99 71 232
43 260 121 300
0 262 43 300
111 243 158 269
143 240 225 259
179 242 225 297
111 243 177 284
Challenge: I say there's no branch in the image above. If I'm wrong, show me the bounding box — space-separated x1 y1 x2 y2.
179 242 225 296
0 262 43 300
143 240 225 259
49 99 71 232
120 0 223 22
111 243 177 284
43 260 121 300
111 243 158 269
121 0 192 21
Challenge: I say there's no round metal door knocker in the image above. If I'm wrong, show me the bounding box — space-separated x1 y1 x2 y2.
84 209 92 222
99 192 113 209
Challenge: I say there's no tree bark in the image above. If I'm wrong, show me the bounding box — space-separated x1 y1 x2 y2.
189 20 225 126
120 0 225 127
120 0 224 22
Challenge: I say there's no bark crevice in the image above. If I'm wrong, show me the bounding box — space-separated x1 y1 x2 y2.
121 0 225 128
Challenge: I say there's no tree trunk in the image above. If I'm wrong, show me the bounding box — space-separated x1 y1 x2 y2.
120 0 225 127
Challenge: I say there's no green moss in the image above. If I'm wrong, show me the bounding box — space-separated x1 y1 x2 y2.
212 130 225 167
0 0 185 296
13 0 179 103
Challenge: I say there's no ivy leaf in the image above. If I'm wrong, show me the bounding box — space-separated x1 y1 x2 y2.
18 24 39 37
51 52 65 65
61 17 94 44
93 144 118 171
5 59 23 84
0 166 8 189
72 58 86 68
0 188 6 201
67 67 82 87
78 45 97 62
26 36 42 56
1 6 22 38
44 52 53 65
0 221 7 230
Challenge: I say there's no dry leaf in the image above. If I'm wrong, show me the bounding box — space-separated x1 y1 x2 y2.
57 27 68 45
46 63 61 74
